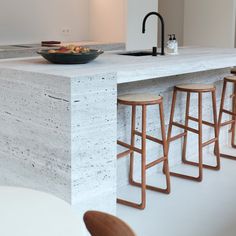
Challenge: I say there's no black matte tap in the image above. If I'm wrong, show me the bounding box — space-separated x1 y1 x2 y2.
142 12 165 56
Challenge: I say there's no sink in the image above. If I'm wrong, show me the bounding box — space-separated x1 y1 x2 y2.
118 51 153 57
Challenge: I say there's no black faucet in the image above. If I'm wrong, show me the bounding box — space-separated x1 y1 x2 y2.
142 12 165 56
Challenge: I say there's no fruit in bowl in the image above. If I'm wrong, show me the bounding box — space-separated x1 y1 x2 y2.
48 45 91 54
37 45 103 64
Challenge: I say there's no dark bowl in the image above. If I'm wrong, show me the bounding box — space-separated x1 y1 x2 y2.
37 49 104 64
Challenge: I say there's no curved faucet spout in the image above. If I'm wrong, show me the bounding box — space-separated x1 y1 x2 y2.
142 11 165 56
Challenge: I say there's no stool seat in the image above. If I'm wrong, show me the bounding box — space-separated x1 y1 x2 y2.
175 84 215 92
225 76 236 82
118 93 162 105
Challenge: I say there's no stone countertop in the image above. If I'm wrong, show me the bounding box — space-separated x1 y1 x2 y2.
0 47 236 84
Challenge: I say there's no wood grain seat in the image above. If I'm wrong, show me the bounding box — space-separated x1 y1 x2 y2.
175 84 215 92
118 93 162 105
84 211 136 236
225 76 236 82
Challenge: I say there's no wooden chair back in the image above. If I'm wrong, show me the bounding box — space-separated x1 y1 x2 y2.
83 211 136 236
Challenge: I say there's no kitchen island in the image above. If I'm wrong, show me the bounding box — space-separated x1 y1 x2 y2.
0 47 235 216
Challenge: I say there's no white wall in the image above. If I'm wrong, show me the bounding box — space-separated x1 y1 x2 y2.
184 0 236 48
0 0 89 45
126 0 158 51
158 0 184 46
89 0 158 50
1 0 236 48
89 0 125 43
0 0 158 48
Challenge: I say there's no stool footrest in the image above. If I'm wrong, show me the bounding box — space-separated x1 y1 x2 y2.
146 157 166 169
169 132 187 142
220 153 236 160
182 160 220 170
188 116 215 127
170 171 202 182
222 109 236 117
134 130 163 145
130 180 170 194
117 150 132 159
172 122 199 134
220 120 235 127
117 140 142 154
117 198 144 210
202 138 218 147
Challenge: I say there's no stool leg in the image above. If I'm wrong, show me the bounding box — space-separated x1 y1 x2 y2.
216 80 225 157
182 92 191 163
197 92 203 182
218 80 227 138
131 102 171 194
169 91 203 182
165 88 177 175
129 105 136 185
117 105 147 209
231 83 236 148
212 90 221 170
159 101 171 194
182 91 220 170
217 80 236 159
167 88 178 149
140 105 147 209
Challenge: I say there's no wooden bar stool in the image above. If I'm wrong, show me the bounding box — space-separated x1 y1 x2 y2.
167 84 220 182
230 69 236 148
217 75 236 159
117 94 171 210
84 211 136 236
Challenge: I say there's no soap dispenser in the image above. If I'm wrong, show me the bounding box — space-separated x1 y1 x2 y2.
172 34 178 55
166 34 174 54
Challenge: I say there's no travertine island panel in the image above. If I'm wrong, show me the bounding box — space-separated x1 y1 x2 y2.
0 47 235 216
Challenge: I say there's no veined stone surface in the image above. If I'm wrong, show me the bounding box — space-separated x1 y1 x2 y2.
0 47 236 83
0 47 235 217
0 68 71 201
0 68 117 216
71 73 117 211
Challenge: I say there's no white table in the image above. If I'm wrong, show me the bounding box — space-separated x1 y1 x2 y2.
0 186 85 236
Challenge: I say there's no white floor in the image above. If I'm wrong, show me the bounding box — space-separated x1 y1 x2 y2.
117 151 236 236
